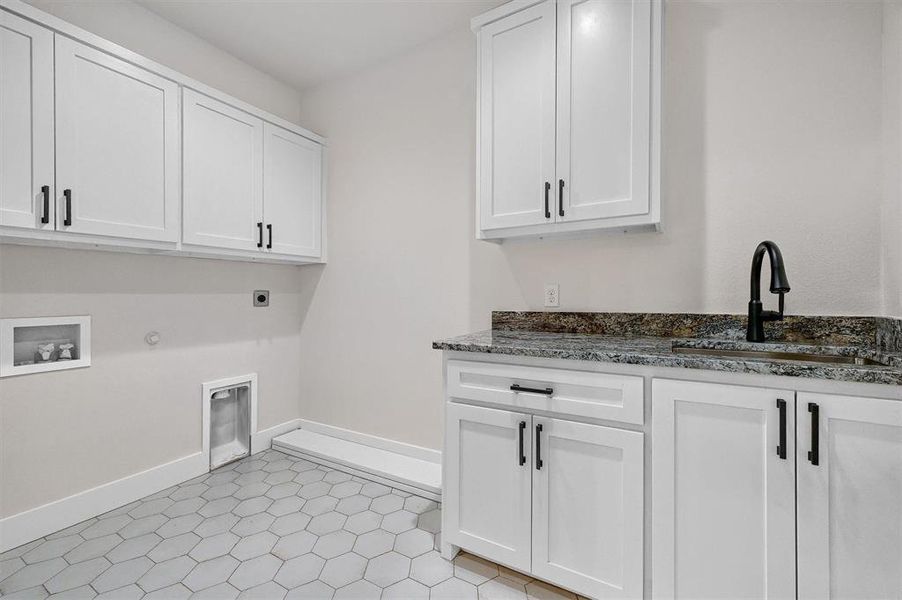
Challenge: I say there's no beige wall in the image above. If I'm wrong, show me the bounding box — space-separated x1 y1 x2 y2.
884 1 902 318
296 0 886 450
0 2 309 517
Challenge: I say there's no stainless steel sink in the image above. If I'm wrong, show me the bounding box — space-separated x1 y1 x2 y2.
670 346 886 366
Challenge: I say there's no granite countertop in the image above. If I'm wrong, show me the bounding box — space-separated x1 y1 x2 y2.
432 312 902 386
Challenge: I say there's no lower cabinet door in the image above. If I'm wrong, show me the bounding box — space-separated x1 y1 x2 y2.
443 402 532 572
797 392 902 600
532 417 644 600
652 379 795 600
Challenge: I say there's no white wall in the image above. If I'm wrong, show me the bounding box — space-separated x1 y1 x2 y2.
884 1 902 318
296 0 886 450
0 2 309 518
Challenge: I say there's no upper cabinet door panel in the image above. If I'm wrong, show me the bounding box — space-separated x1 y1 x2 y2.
183 89 263 251
263 123 322 259
557 0 651 222
55 36 179 242
0 12 53 230
479 0 556 231
797 393 902 600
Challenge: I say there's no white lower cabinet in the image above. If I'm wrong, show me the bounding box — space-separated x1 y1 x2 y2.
797 392 902 600
444 401 644 599
652 379 796 600
532 417 644 600
444 403 532 572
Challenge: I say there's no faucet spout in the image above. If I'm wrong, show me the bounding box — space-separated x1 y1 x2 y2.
747 241 790 342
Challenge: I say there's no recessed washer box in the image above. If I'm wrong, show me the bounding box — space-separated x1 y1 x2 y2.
0 316 91 377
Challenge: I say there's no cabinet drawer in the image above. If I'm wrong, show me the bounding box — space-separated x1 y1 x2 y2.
447 360 644 425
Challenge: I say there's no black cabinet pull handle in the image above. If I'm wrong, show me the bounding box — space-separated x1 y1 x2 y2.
63 189 72 226
266 224 273 249
510 384 553 395
535 423 543 470
518 421 526 466
257 222 263 248
808 403 819 465
558 179 565 217
544 182 551 219
776 399 787 460
41 185 50 224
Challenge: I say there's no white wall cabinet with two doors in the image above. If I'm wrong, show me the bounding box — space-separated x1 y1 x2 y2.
442 359 645 600
472 0 661 240
653 379 902 600
0 2 325 264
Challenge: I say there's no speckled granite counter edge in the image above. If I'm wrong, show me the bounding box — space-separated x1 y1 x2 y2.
492 311 902 351
432 331 902 386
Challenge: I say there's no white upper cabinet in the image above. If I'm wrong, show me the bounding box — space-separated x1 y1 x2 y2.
0 11 53 230
263 123 323 259
797 392 902 600
473 0 660 239
478 0 556 230
183 89 264 252
652 379 796 600
0 2 326 265
557 0 651 223
55 36 180 242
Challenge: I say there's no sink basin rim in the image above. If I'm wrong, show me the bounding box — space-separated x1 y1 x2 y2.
670 346 886 367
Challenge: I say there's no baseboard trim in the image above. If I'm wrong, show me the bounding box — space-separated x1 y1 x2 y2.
295 419 441 464
0 452 206 553
252 418 301 454
275 445 441 502
0 417 301 553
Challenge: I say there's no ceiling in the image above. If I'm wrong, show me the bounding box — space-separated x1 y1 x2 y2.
135 0 503 91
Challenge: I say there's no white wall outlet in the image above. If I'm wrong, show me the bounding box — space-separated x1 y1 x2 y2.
544 284 560 308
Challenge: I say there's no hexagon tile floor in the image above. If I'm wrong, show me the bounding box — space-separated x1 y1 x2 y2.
0 449 584 600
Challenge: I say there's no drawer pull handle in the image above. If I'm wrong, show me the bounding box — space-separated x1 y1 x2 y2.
808 402 819 466
518 421 526 466
63 189 72 226
41 185 50 224
776 398 787 460
510 384 553 395
535 423 543 470
544 181 551 219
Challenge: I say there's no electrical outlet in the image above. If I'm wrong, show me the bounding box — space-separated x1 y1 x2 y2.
253 290 270 307
544 284 560 308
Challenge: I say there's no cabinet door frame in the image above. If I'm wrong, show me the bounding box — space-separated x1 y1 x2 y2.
182 88 264 251
0 11 54 230
477 0 557 231
444 402 533 572
797 392 902 600
652 379 796 600
262 122 323 259
532 416 644 600
55 35 180 242
556 0 653 223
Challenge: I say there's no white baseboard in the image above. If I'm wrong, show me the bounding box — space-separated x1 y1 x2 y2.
0 452 207 553
295 419 441 464
252 418 301 454
0 417 301 553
